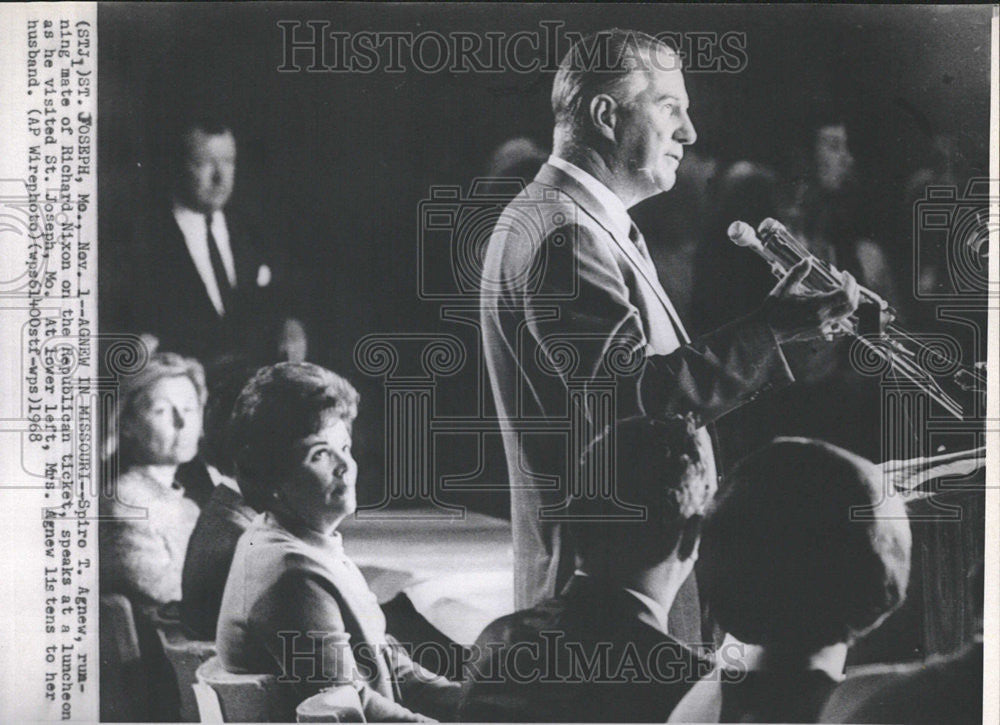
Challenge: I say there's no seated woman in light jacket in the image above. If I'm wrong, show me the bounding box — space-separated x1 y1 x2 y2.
100 351 207 604
216 363 460 722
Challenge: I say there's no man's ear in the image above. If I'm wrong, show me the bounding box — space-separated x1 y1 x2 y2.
589 94 619 142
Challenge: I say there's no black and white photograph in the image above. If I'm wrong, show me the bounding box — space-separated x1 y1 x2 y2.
0 3 996 723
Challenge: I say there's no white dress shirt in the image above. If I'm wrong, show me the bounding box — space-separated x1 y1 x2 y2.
172 204 237 316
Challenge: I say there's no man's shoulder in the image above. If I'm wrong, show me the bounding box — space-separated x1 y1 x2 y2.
189 490 254 552
204 485 257 523
496 180 604 237
463 592 708 723
123 205 176 270
820 641 983 724
484 181 613 281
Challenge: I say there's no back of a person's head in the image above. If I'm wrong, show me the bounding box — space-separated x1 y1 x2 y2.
569 415 714 574
486 137 547 180
228 362 359 510
701 438 911 652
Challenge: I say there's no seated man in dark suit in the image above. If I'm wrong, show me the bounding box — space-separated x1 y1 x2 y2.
669 438 912 723
181 363 262 639
458 415 715 722
180 478 255 640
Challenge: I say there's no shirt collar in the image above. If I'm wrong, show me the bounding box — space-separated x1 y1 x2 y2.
173 201 219 225
207 464 241 493
624 586 671 634
134 464 181 491
547 155 633 240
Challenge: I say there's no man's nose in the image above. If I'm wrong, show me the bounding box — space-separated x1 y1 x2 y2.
172 408 185 429
675 111 697 146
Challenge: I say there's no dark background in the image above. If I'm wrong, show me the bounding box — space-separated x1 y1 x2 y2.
98 3 992 517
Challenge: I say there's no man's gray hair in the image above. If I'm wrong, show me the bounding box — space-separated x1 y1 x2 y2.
551 28 678 130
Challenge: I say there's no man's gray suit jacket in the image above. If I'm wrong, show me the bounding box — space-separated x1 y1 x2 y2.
480 162 795 629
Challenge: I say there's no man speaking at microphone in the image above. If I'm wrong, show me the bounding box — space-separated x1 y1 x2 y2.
480 29 859 642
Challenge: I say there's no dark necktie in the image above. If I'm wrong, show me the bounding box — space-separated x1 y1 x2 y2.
628 221 653 265
205 214 235 316
629 220 688 344
628 222 717 492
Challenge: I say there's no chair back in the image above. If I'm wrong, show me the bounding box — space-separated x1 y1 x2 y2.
153 616 216 722
99 593 151 722
195 655 294 722
296 686 366 722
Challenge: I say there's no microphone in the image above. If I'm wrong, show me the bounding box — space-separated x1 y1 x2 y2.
728 216 975 420
727 218 890 311
727 221 770 259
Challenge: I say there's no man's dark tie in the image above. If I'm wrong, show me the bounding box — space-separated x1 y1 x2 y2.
629 220 687 344
628 221 653 265
205 214 235 316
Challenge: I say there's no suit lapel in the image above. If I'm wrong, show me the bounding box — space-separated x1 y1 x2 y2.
534 163 687 341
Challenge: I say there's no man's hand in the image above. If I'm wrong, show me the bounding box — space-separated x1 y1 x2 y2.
760 258 860 344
